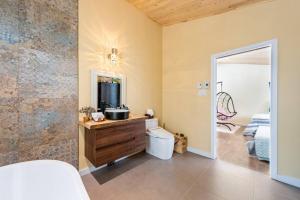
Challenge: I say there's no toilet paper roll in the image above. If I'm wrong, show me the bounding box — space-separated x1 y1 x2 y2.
146 109 154 116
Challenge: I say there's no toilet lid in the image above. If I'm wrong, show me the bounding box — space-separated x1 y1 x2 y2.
148 128 174 139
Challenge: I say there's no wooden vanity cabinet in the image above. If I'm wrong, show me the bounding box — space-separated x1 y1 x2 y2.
84 117 146 167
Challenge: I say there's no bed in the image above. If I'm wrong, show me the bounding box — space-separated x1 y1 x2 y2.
243 113 270 136
244 113 270 161
254 126 270 161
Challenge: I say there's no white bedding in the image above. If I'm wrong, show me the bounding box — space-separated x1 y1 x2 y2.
243 113 270 136
252 113 270 120
255 126 270 161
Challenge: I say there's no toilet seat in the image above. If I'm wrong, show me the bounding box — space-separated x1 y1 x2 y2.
147 128 174 139
145 118 174 160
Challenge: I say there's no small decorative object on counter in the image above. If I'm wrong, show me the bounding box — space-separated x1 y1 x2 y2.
145 109 154 118
91 112 105 122
82 116 90 123
79 106 96 122
174 133 188 154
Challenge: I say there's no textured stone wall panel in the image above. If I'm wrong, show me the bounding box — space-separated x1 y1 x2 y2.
0 0 78 168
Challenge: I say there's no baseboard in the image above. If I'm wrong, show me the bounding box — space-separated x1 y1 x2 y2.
79 156 128 176
79 164 105 176
273 174 300 188
187 146 213 159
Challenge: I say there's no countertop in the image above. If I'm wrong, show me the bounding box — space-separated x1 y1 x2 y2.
79 115 147 130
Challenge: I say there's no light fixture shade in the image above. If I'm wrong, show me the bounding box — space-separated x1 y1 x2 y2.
108 48 118 65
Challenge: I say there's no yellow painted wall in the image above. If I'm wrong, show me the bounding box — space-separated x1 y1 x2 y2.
79 0 162 170
163 0 300 179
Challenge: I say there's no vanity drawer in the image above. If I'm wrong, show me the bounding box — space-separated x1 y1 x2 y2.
134 134 146 146
95 140 134 166
95 121 145 148
95 131 134 149
96 121 144 134
84 117 146 167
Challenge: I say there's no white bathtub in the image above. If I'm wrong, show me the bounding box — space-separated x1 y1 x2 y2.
0 160 90 200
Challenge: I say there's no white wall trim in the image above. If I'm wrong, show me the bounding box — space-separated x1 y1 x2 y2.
273 174 300 188
187 146 213 159
79 164 106 176
79 155 129 176
90 70 127 109
211 39 279 179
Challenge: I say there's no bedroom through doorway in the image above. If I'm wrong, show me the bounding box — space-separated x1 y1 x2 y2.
211 40 277 177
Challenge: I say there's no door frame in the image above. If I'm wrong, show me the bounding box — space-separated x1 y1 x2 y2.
210 39 278 179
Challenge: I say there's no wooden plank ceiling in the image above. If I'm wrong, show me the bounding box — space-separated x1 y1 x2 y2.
127 0 269 26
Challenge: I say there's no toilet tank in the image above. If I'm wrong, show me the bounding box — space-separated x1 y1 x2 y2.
145 118 158 130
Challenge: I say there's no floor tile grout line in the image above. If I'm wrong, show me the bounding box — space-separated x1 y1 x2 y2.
179 160 215 199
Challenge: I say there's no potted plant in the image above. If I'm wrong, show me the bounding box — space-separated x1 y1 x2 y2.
79 106 96 122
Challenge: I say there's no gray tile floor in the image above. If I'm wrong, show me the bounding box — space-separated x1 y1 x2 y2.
82 152 300 200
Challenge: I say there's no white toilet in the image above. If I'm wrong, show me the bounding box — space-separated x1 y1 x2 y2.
145 118 174 160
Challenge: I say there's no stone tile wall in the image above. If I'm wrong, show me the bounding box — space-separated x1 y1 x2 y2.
0 0 78 167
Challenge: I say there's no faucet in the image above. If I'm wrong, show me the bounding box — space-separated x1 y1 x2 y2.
121 104 129 110
99 101 114 113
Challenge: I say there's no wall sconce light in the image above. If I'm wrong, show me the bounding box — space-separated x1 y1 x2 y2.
108 48 118 65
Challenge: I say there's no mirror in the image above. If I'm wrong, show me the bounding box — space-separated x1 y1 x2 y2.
91 70 126 112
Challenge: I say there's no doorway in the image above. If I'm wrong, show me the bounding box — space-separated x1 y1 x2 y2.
211 40 278 178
